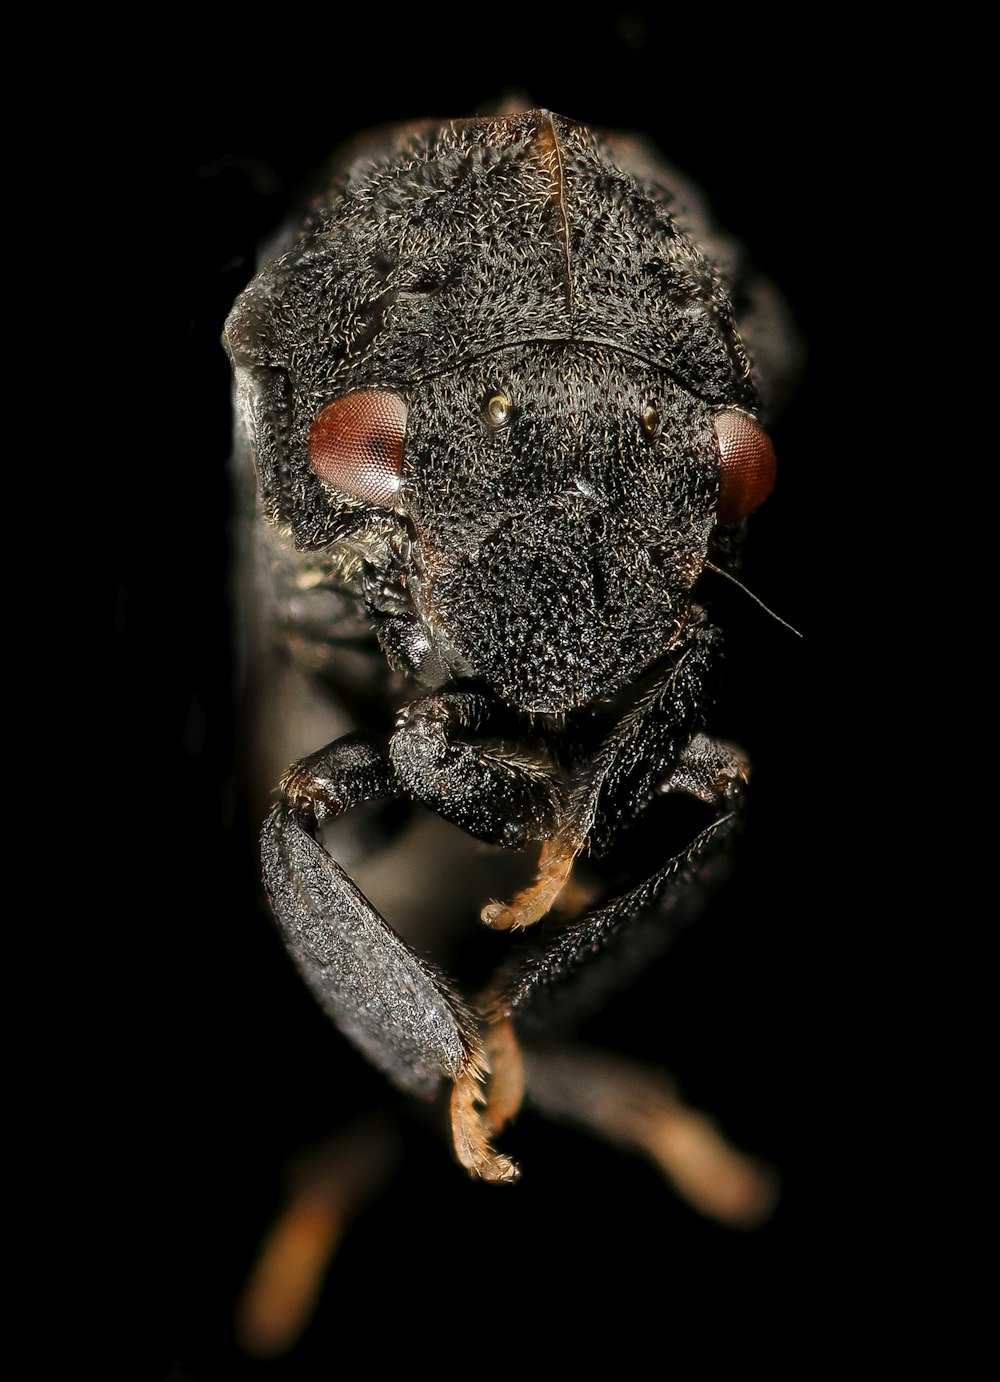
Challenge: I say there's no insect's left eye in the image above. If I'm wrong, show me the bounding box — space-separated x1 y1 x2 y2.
714 411 776 523
307 390 407 506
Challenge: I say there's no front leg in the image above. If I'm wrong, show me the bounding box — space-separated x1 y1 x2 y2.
483 615 728 930
383 686 567 1163
389 685 564 848
263 732 483 1099
262 731 521 1181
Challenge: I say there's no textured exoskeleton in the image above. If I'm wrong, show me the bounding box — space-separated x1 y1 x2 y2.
225 109 796 1184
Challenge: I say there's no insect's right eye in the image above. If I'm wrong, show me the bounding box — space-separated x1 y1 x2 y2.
307 391 408 506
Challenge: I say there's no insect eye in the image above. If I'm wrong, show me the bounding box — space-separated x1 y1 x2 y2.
714 411 776 524
484 392 513 428
307 390 407 506
640 403 661 439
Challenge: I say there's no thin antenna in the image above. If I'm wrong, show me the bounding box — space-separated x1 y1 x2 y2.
704 561 803 638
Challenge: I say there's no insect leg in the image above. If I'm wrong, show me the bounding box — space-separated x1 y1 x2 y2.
497 795 745 1027
483 618 726 930
261 732 485 1100
523 1046 777 1226
389 686 563 849
234 1116 400 1357
263 730 521 1182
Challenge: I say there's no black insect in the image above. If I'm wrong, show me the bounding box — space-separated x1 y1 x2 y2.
225 108 796 1193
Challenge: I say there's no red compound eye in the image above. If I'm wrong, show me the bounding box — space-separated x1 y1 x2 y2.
307 391 407 506
715 411 776 524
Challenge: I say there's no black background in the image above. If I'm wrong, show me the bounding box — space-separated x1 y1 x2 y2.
111 12 866 1374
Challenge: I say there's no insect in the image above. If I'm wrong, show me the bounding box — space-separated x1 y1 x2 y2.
225 108 796 1198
